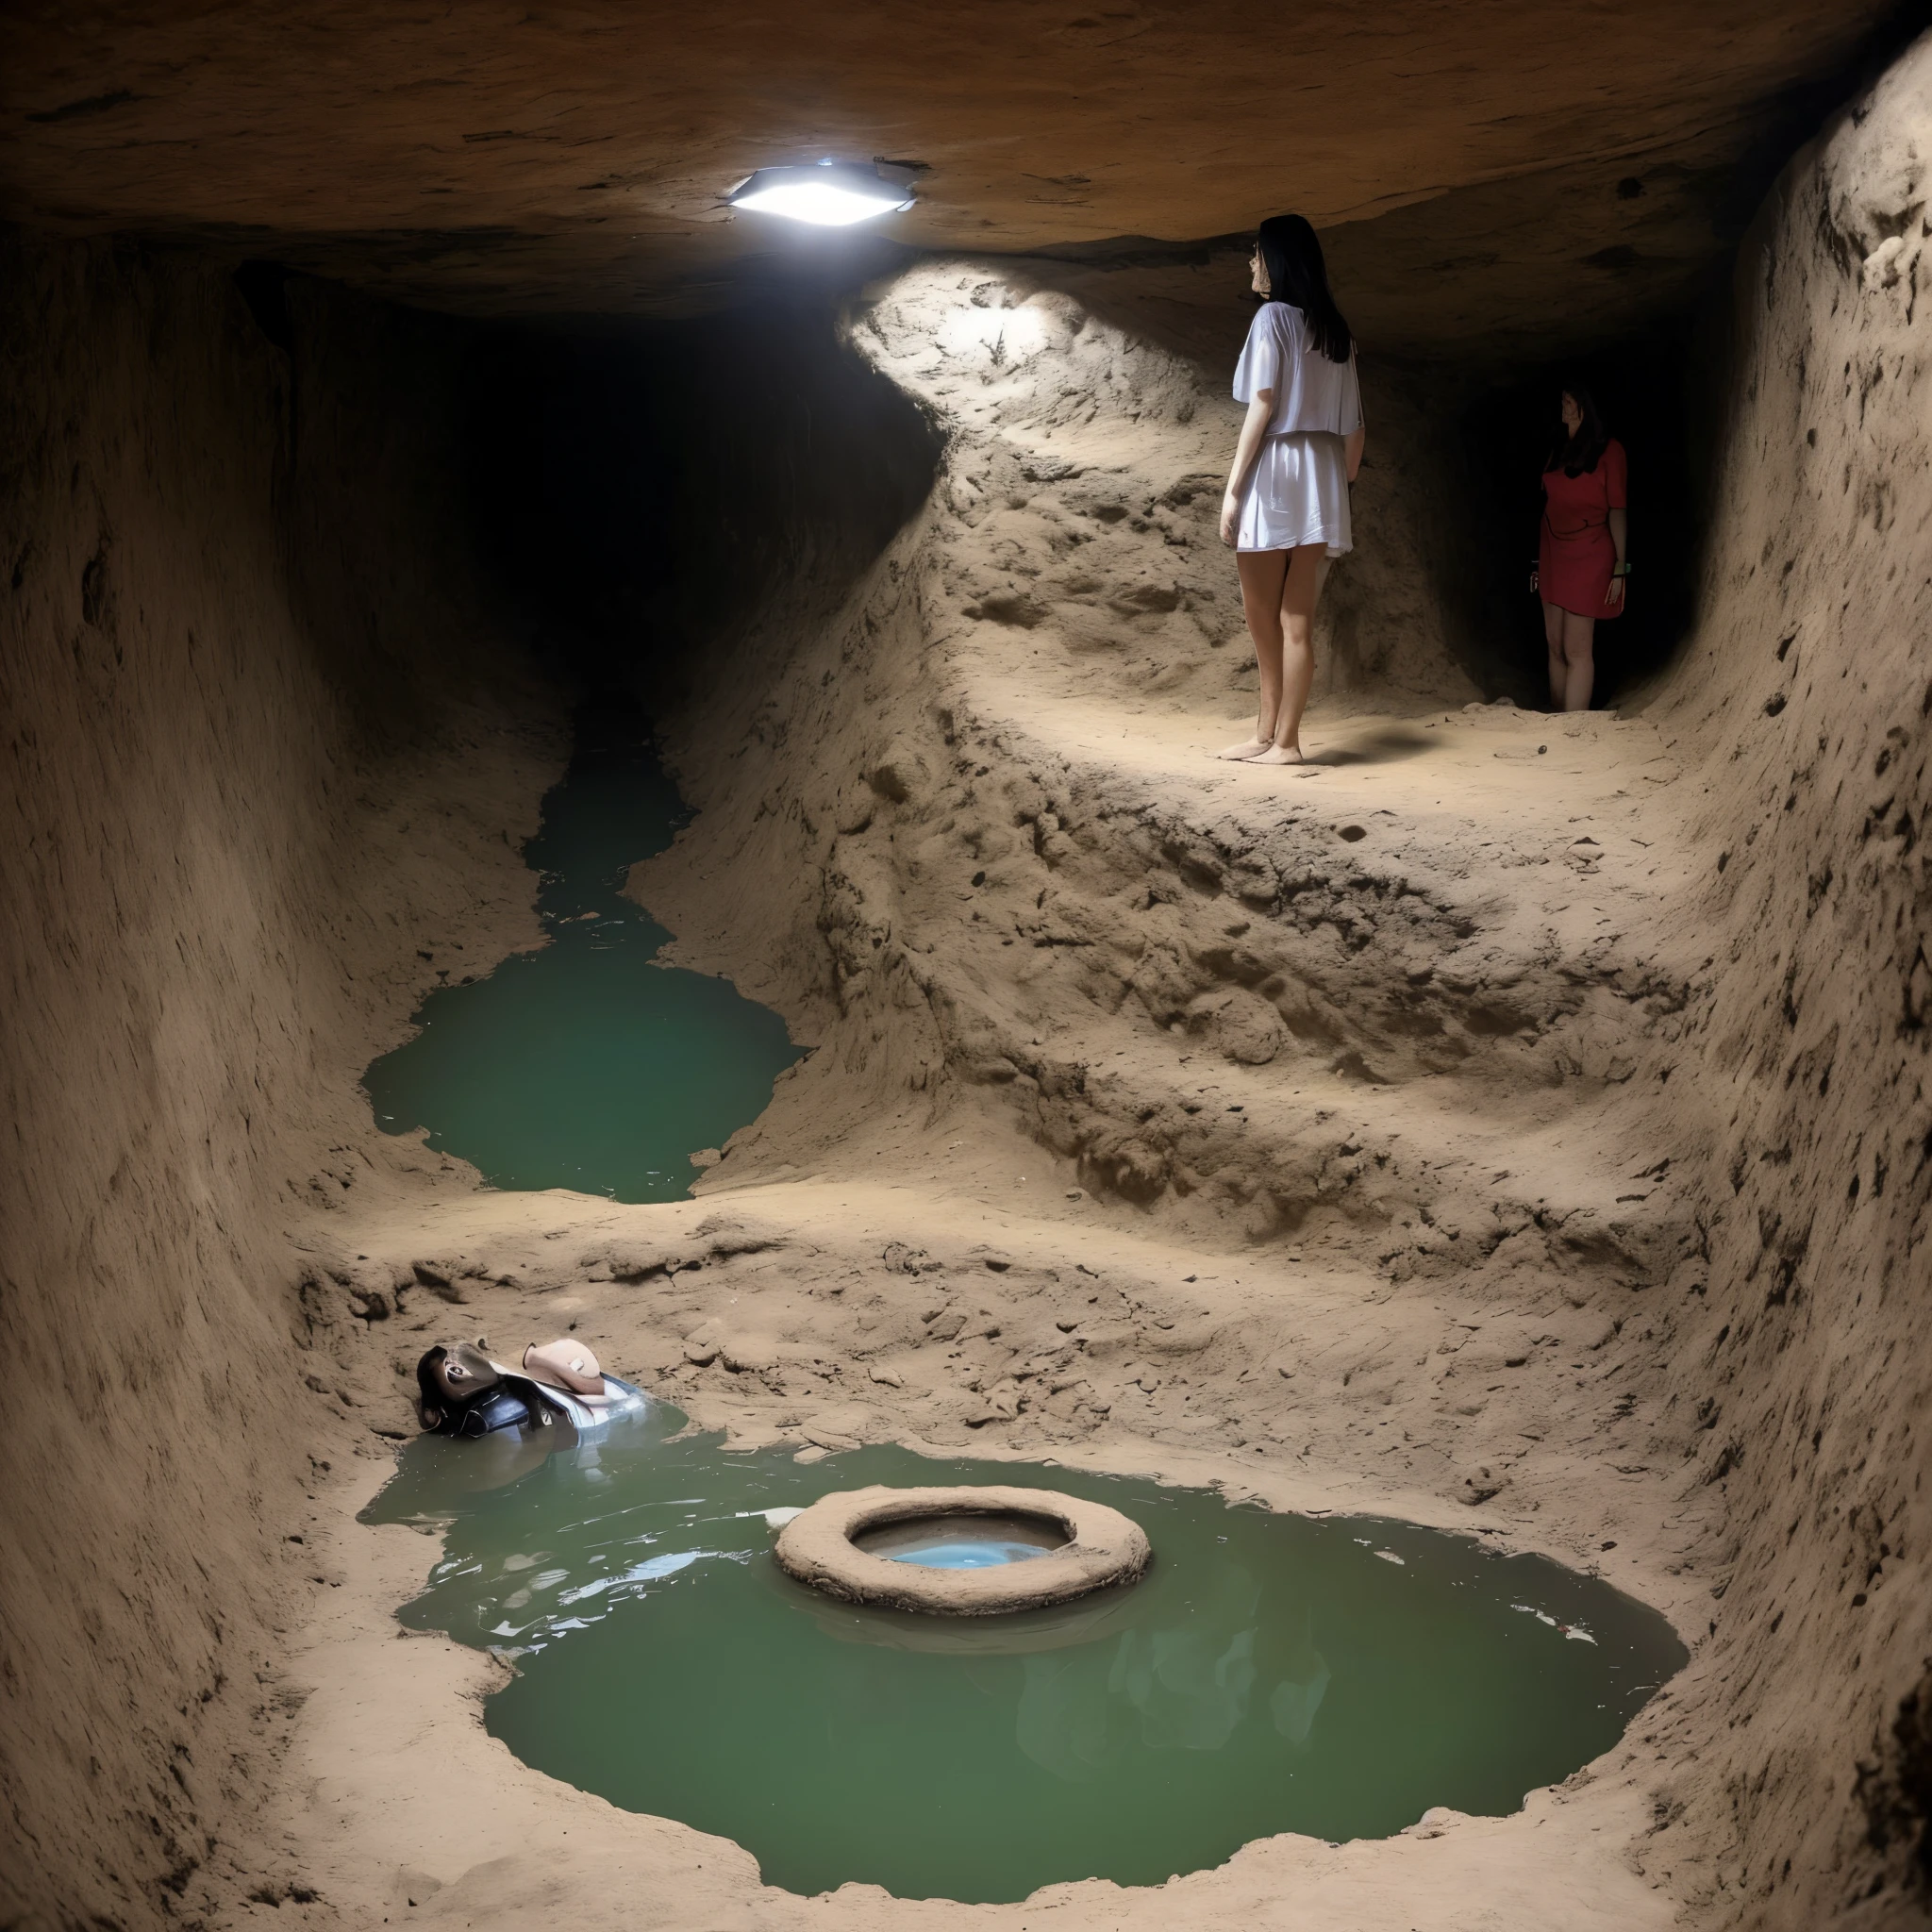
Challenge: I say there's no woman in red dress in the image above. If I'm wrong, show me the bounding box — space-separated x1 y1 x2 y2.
1532 384 1627 711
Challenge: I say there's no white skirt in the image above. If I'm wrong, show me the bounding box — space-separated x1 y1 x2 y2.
1236 430 1352 556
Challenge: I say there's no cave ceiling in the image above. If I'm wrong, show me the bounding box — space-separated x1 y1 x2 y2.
1 1 1900 355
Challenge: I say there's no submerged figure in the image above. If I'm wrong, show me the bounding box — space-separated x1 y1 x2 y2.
1532 383 1628 711
415 1337 646 1442
1217 214 1366 764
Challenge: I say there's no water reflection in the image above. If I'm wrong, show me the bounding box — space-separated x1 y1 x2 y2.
1270 1610 1332 1747
1013 1571 1329 1780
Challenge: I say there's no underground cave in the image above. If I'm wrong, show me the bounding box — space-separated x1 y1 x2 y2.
3 7 1930 1931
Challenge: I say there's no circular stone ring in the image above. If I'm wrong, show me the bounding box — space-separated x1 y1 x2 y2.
774 1483 1150 1616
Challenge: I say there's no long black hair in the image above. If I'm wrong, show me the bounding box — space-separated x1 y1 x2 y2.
1547 381 1609 475
1256 214 1353 364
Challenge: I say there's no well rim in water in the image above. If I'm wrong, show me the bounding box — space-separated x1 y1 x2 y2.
773 1483 1150 1615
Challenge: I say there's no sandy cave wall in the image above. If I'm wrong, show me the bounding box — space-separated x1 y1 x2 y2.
0 235 559 1922
1625 38 1932 1923
978 258 1501 704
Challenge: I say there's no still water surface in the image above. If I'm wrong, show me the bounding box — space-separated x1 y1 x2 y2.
367 1404 1685 1902
362 722 801 1201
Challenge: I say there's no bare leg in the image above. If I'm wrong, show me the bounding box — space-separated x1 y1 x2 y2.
1542 599 1567 709
1560 610 1596 712
1224 548 1291 758
1248 544 1324 762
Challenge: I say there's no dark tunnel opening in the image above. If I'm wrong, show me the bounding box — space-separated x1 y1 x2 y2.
461 295 942 708
1450 321 1705 708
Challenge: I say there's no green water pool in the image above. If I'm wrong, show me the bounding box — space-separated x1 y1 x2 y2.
361 717 802 1201
366 1403 1686 1903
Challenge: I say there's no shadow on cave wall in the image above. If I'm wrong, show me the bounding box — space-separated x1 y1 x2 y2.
226 260 548 752
460 297 941 708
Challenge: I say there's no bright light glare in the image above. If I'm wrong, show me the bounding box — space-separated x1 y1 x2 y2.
726 162 914 227
730 180 906 226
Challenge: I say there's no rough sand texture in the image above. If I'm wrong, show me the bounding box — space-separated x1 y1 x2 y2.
1624 50 1932 1921
3 26 1929 1932
0 237 565 1924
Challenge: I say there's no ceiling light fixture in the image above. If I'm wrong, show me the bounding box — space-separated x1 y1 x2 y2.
725 158 917 227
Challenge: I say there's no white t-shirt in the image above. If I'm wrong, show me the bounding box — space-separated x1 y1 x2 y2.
1232 302 1363 437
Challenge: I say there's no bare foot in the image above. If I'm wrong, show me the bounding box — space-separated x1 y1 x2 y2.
1215 738 1272 760
1246 743 1307 765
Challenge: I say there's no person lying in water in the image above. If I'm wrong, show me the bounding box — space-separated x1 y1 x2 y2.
416 1337 645 1437
1217 214 1366 765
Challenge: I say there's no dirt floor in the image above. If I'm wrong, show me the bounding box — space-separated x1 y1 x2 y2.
4 25 1929 1932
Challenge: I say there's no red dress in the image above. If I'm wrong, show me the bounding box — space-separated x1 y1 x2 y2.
1539 439 1626 619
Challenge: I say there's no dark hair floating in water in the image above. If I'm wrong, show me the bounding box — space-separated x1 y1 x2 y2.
1256 214 1353 364
1550 380 1610 476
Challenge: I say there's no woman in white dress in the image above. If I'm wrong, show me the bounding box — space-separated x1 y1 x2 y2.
1217 215 1365 763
